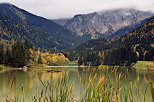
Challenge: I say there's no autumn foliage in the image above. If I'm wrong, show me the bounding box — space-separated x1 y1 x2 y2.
35 52 69 66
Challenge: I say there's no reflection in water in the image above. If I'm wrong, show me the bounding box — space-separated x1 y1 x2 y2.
0 66 153 101
28 79 34 89
78 66 154 102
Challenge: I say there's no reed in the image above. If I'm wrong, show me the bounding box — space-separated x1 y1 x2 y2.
148 65 154 102
5 67 153 102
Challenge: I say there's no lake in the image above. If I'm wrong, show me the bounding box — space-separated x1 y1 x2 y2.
0 66 154 102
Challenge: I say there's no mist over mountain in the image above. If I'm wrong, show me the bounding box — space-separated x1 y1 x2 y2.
64 8 154 39
53 18 70 26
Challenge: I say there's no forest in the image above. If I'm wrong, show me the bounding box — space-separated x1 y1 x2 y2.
66 17 154 66
0 40 69 67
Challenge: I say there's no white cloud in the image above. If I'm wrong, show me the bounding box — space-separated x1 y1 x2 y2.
0 0 153 19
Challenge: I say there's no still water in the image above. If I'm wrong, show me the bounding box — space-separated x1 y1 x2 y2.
0 66 154 102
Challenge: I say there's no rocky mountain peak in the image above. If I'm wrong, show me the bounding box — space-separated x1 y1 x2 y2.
65 8 154 39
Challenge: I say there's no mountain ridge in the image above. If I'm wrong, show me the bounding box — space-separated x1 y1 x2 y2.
65 16 154 61
0 3 83 50
64 8 154 39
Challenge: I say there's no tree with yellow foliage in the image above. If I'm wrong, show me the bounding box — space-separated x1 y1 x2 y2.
35 52 69 65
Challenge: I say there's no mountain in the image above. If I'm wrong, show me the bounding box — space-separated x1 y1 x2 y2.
0 3 82 50
107 17 152 39
65 16 154 61
78 16 154 51
0 13 58 49
115 16 154 46
64 8 154 39
53 18 70 26
77 16 154 66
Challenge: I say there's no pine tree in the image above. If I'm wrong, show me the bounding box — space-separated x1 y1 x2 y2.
0 44 4 64
4 47 12 66
24 40 33 61
11 41 27 67
78 56 84 66
127 50 138 66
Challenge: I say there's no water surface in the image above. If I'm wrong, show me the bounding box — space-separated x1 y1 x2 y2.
0 66 154 102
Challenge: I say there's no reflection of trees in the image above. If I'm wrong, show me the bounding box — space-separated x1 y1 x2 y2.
78 67 106 85
78 66 154 99
110 67 138 83
38 71 63 81
0 71 28 91
67 69 81 86
0 70 39 101
78 67 138 84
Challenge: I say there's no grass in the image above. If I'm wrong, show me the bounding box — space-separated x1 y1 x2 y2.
134 61 154 69
0 64 14 74
4 65 154 102
0 64 7 69
150 81 154 101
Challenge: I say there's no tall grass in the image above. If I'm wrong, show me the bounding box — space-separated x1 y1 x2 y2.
5 67 154 102
148 65 154 102
32 73 74 102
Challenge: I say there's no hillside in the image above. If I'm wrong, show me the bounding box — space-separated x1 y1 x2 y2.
0 14 58 49
65 16 154 65
65 8 153 40
107 17 152 39
75 16 154 52
0 3 82 50
115 16 154 46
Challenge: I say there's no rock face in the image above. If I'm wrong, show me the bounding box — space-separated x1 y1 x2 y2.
65 8 154 39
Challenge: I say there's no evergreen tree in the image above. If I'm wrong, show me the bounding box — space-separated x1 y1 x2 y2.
24 40 33 61
103 47 139 66
145 47 154 61
127 50 138 66
135 46 144 60
11 41 27 67
4 47 12 66
0 44 4 64
78 56 84 66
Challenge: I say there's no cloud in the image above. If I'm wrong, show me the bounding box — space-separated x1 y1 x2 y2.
0 0 154 19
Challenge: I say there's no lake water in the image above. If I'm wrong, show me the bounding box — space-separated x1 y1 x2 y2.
0 66 154 102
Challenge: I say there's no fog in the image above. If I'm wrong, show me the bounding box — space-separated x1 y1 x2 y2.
0 0 154 19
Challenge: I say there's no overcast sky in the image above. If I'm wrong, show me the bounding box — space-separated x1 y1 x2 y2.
0 0 154 19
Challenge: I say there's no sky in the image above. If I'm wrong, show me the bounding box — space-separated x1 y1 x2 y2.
0 0 154 19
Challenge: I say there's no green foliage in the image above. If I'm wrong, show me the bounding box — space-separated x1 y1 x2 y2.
83 51 102 66
0 40 33 67
0 44 4 64
11 41 27 67
78 56 84 66
24 40 33 60
104 47 138 66
64 38 112 61
144 47 154 61
4 47 12 66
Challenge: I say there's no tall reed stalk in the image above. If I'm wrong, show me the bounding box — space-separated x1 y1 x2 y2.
5 66 154 102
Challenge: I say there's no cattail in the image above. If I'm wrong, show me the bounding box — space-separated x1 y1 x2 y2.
149 81 154 101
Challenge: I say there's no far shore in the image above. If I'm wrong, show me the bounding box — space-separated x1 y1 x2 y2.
0 61 153 71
